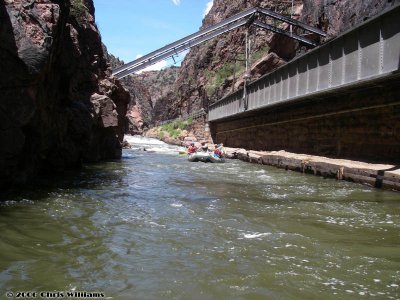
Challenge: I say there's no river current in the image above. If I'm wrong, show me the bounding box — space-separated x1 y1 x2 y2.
0 136 399 299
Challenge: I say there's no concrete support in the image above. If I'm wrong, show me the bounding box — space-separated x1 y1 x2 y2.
210 82 400 164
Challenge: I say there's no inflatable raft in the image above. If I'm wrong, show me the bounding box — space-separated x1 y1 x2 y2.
187 152 225 163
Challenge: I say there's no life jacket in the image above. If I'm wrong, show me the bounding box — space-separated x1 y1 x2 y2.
188 146 197 154
214 149 222 157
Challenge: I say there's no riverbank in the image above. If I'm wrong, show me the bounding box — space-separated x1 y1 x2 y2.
224 148 400 191
144 117 213 147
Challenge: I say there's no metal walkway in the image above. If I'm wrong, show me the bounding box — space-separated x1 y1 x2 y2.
209 5 400 122
112 7 326 79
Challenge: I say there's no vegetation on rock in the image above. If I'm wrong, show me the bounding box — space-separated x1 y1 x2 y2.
158 118 193 139
71 0 89 23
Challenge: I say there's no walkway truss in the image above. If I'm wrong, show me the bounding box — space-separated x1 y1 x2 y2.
112 7 327 79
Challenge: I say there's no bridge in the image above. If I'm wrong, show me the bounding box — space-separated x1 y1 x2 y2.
208 4 400 164
112 7 326 79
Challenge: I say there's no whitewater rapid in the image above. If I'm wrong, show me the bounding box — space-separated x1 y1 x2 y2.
124 135 186 155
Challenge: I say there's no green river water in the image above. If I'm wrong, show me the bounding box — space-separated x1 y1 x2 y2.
0 136 399 300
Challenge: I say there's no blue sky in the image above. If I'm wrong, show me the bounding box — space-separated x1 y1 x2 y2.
93 0 214 70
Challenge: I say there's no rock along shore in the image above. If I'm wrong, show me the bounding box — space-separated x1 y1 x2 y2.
224 148 400 192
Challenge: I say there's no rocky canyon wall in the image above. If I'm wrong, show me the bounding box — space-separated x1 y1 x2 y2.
0 0 129 189
124 68 178 132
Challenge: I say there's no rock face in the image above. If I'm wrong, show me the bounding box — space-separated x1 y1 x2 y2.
103 51 147 134
301 0 400 38
0 0 130 189
122 67 178 132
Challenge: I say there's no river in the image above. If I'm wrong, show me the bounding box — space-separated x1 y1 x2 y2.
0 136 399 300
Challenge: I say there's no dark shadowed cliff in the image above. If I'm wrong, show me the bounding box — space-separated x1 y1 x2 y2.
0 0 129 189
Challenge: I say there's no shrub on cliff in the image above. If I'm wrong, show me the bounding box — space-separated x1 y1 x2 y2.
71 0 88 23
157 119 193 139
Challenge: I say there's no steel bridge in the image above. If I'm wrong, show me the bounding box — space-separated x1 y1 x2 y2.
112 7 326 79
208 5 400 122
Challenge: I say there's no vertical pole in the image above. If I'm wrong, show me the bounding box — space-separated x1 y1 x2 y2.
290 0 294 34
243 28 250 111
232 59 236 93
245 30 249 75
248 30 252 70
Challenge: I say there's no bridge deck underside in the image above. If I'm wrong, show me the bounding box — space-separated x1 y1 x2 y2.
208 6 400 122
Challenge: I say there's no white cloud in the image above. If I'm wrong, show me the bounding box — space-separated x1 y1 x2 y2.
134 50 191 74
142 60 168 72
203 0 213 17
172 0 181 6
134 54 168 73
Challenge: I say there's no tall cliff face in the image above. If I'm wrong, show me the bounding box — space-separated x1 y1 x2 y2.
123 67 179 132
109 67 177 132
0 0 129 189
135 67 179 125
152 0 399 123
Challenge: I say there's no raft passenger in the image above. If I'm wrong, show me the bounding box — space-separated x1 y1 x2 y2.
213 143 224 158
200 142 208 152
187 142 197 154
213 144 221 158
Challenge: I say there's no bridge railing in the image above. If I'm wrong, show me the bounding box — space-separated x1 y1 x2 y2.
209 4 400 122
